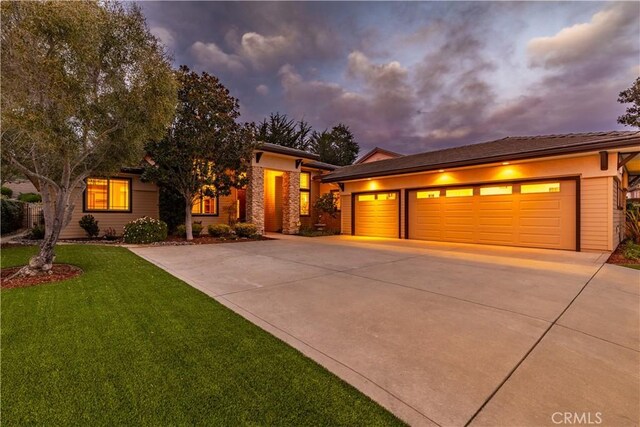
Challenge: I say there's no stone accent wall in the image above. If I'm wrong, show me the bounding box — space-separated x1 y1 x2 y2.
282 171 300 235
246 165 265 234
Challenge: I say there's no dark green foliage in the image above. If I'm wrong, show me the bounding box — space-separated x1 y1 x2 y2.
1 245 403 425
298 227 341 237
175 224 187 238
207 223 232 237
17 192 41 203
314 193 339 221
257 112 312 151
623 241 640 260
1 186 13 197
122 217 168 244
192 222 203 237
28 223 45 240
311 124 360 166
79 214 100 238
103 227 118 240
234 222 258 238
0 198 23 234
618 77 640 127
159 187 186 234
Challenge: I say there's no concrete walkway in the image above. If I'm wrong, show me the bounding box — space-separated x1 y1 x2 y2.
131 235 639 426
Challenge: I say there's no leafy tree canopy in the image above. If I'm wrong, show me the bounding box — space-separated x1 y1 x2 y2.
257 112 312 151
143 65 256 240
1 0 177 273
618 77 640 128
311 124 360 166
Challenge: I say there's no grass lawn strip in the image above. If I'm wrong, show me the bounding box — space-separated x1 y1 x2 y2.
1 245 403 426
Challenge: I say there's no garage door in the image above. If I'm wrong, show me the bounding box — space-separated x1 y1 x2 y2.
354 192 400 238
408 180 576 250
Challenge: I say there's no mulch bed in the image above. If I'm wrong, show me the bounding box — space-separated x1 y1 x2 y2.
607 243 640 266
1 264 83 290
164 235 272 245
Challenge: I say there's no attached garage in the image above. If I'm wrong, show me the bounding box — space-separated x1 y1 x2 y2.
407 179 577 250
353 191 400 238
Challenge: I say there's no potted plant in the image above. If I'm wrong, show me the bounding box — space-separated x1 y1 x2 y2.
313 193 338 231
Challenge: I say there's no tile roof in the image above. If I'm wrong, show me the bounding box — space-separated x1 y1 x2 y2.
323 131 640 182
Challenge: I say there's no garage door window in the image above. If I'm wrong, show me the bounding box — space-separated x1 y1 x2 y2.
480 185 512 196
521 182 560 194
416 190 440 199
445 188 473 197
377 193 397 201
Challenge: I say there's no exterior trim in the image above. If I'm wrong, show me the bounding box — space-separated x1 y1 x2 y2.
323 137 640 183
350 189 402 238
259 142 320 160
355 147 403 164
82 177 133 214
191 196 220 217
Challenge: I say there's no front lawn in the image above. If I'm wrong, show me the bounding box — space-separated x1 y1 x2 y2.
1 245 402 426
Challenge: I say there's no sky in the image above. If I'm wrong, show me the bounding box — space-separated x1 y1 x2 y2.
140 1 640 155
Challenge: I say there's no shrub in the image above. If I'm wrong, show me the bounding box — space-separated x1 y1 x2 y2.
626 207 640 244
159 187 186 234
192 221 203 237
234 222 258 238
103 227 118 240
0 199 24 234
79 214 100 238
123 217 168 244
18 192 42 203
175 224 186 238
1 186 13 198
29 223 45 240
623 242 640 260
208 223 232 237
313 193 339 222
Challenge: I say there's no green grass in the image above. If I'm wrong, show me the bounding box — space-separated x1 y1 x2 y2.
1 245 403 426
621 264 640 270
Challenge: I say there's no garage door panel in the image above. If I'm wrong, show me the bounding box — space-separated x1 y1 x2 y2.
408 180 576 250
354 193 399 238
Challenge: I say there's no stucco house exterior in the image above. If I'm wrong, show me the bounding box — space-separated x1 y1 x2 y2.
324 131 639 252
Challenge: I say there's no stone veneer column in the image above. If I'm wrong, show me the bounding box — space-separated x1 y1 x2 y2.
281 170 300 235
246 165 265 234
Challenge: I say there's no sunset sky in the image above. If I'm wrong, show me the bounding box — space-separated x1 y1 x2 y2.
140 1 640 154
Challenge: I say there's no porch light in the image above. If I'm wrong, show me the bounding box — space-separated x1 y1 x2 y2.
438 169 445 173
502 162 510 165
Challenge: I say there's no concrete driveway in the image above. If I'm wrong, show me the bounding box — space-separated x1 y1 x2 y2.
131 235 639 426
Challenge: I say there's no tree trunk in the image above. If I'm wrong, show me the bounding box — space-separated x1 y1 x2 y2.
184 200 193 241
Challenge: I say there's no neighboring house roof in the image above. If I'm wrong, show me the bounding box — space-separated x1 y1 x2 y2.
258 142 320 161
323 131 640 183
354 147 404 164
302 160 341 171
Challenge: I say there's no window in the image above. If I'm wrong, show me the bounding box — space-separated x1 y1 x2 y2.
377 193 397 201
192 186 218 215
330 189 341 211
358 194 375 202
480 186 512 196
521 182 560 194
416 190 440 199
300 172 311 215
357 193 396 202
445 188 474 197
85 178 130 211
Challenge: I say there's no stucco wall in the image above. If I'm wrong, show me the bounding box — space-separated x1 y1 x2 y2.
60 174 158 239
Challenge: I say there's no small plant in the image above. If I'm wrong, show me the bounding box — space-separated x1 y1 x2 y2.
29 223 45 240
234 222 258 238
123 216 168 244
626 207 640 244
1 186 13 198
226 203 238 227
18 192 42 203
192 221 203 237
103 227 118 241
208 223 232 238
623 241 640 260
79 214 100 238
0 198 23 234
175 224 187 238
313 193 339 224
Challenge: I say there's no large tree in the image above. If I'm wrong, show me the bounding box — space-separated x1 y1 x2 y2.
1 1 176 275
143 66 256 241
618 77 640 128
257 112 312 151
310 124 360 166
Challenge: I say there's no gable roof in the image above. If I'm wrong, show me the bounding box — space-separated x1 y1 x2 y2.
323 131 640 183
354 146 404 164
302 160 341 171
258 142 320 160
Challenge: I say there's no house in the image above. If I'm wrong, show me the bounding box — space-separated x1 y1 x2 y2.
323 131 640 252
354 147 403 164
60 143 341 238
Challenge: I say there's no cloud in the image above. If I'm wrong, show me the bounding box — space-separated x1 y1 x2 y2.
528 2 639 69
190 41 246 73
256 84 269 95
240 32 295 69
150 26 176 51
